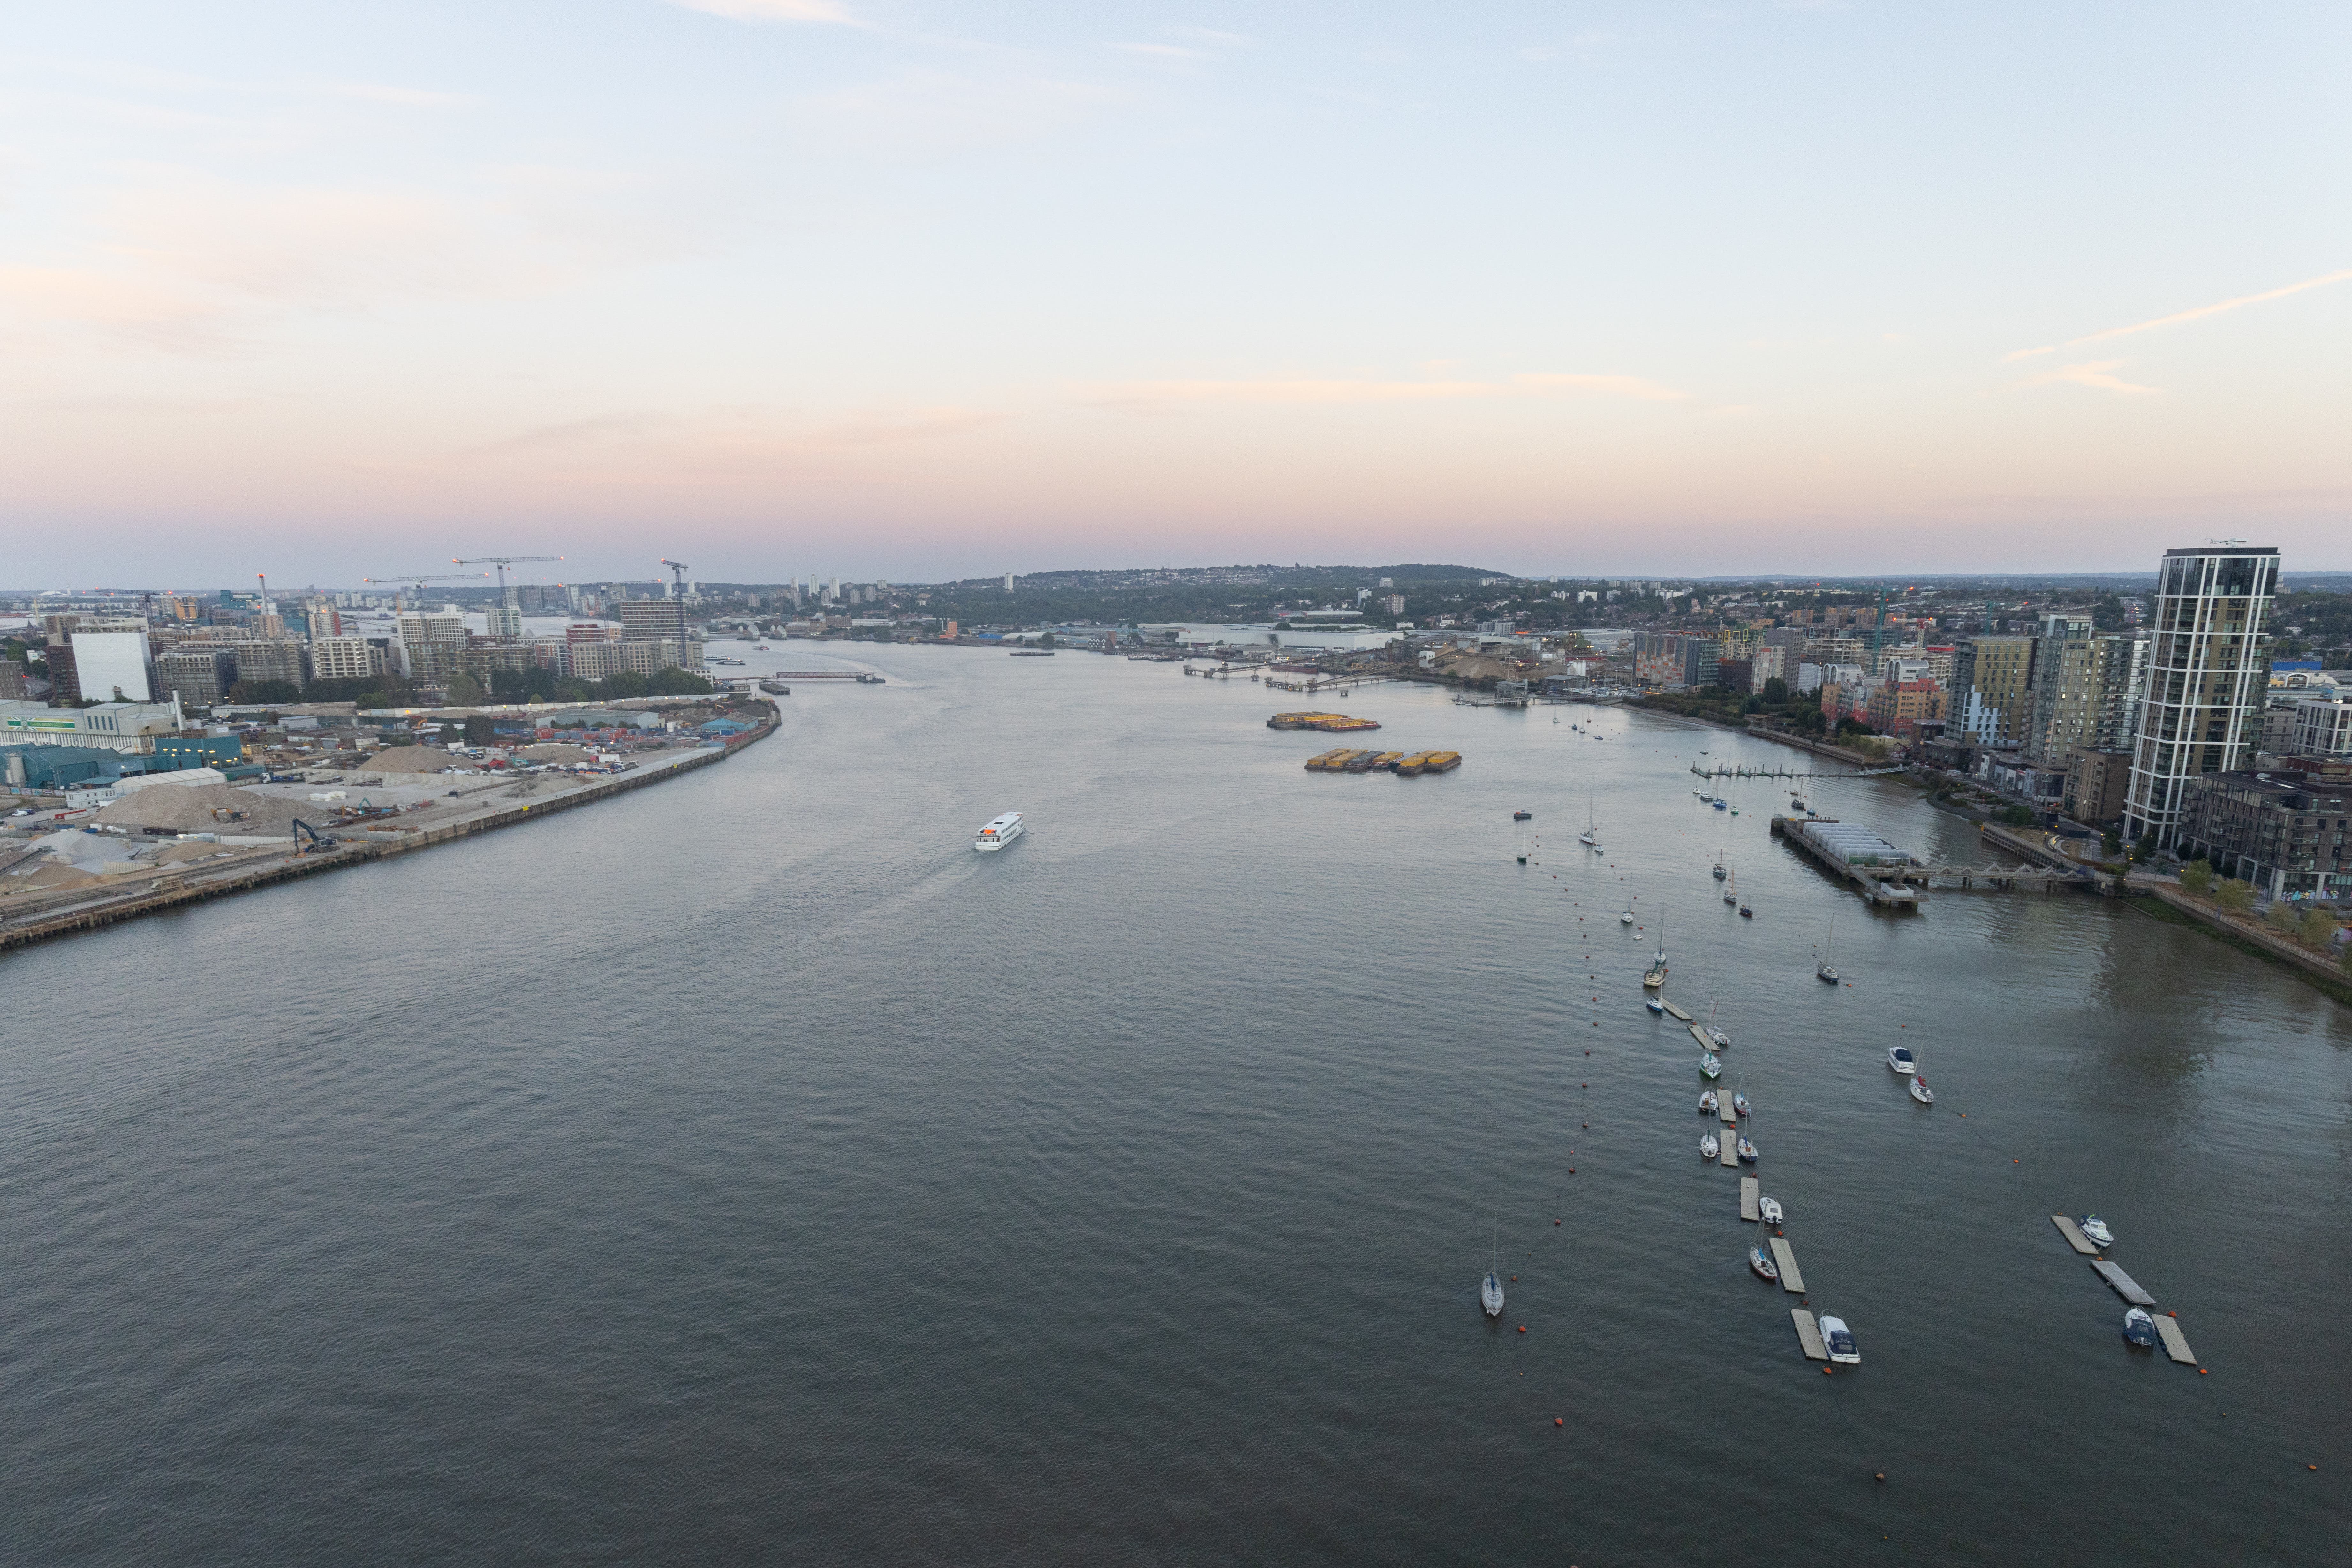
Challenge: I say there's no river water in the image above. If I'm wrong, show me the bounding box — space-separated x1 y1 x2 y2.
3 645 2345 1564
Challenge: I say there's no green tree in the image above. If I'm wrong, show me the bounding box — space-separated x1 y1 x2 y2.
2293 906 2339 948
2214 879 2256 912
2266 900 2300 931
1761 677 1789 704
445 672 488 707
2178 860 2215 897
226 678 301 704
1996 805 2037 828
462 714 496 746
645 666 716 695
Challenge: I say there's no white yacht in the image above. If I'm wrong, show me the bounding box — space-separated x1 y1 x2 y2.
1909 1074 1935 1106
974 812 1025 852
1887 1045 1916 1075
1701 1132 1721 1160
1819 1315 1860 1364
2079 1215 2115 1248
1757 1195 1784 1226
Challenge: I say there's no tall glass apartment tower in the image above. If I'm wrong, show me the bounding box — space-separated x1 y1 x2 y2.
2123 545 2278 849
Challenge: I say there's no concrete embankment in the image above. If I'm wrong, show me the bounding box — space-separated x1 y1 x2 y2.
2128 881 2352 996
0 720 776 955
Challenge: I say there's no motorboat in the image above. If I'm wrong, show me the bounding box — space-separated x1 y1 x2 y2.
1699 792 1712 804
2079 1215 2115 1248
1645 995 1666 1015
1887 1045 1916 1075
1700 1132 1720 1160
1737 1135 1758 1163
1819 1315 1860 1364
1482 1231 1505 1318
1738 904 1753 919
1749 1246 1779 1282
1513 810 1532 821
1757 1195 1784 1226
1732 1092 1750 1117
2122 1308 2157 1348
974 812 1026 852
1698 1053 1722 1080
1909 1075 1935 1106
1699 1090 1719 1115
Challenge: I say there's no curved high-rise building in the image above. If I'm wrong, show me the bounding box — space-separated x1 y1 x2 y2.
2122 545 2278 849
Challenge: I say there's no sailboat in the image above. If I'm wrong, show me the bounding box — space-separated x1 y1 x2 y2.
1910 1073 1935 1106
1723 863 1738 906
1712 849 1727 881
1620 896 1635 925
1643 914 1668 988
1816 917 1840 984
1481 1231 1505 1318
1705 1001 1731 1051
1579 799 1600 850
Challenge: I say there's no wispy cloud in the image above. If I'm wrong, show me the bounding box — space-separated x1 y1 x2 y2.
2020 360 2157 396
2007 266 2352 361
1095 372 1688 407
1111 43 1207 60
666 0 857 24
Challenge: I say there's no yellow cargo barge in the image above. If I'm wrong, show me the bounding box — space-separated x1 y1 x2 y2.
1268 712 1382 732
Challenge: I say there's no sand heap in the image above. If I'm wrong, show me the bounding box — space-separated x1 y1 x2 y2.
513 743 593 765
94 782 316 837
361 746 473 777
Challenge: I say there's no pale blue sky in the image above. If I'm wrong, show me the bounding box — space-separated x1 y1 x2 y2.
4 2 2347 586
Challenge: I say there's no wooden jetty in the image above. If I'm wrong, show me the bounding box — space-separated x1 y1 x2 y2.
1770 1237 1805 1292
1740 1176 1759 1221
1719 1131 1739 1167
1689 1022 1713 1049
2153 1314 2197 1366
1660 1000 1694 1022
1719 1097 1738 1125
1792 1309 1830 1361
2092 1260 2156 1306
2051 1215 2101 1255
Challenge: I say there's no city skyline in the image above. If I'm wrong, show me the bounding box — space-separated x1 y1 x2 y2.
6 3 2349 584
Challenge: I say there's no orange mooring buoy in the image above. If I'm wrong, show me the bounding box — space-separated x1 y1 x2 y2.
1554 1417 1563 1426
1518 1325 1527 1333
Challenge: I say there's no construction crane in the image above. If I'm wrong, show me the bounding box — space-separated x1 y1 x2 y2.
660 559 690 599
364 571 490 611
453 555 565 613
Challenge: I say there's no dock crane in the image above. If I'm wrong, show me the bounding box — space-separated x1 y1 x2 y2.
363 571 490 611
453 555 565 616
660 559 690 598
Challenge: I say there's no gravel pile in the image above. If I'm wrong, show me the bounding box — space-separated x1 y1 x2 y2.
514 743 594 765
362 746 473 776
94 783 316 837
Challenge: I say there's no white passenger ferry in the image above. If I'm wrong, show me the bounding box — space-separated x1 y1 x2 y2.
974 812 1025 852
